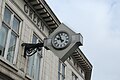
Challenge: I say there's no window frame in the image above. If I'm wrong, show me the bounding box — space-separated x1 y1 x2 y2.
58 60 66 80
27 33 42 80
0 24 9 56
0 5 22 64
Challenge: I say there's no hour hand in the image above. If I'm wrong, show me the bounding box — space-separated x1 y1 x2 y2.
58 35 64 42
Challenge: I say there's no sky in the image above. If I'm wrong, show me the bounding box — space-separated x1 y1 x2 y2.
46 0 120 80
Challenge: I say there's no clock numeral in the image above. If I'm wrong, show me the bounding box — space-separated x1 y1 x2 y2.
56 44 59 47
60 44 62 47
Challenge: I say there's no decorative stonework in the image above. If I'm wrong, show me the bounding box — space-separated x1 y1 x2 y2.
24 3 45 31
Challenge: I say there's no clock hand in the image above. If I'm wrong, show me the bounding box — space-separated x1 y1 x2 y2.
61 38 64 42
58 34 64 42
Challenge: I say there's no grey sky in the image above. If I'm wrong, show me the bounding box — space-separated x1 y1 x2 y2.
46 0 120 80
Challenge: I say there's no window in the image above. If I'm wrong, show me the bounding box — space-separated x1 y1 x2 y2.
72 73 78 80
58 62 61 80
0 24 8 56
3 7 12 25
27 34 42 80
7 33 17 62
58 61 65 80
12 16 20 33
0 6 21 63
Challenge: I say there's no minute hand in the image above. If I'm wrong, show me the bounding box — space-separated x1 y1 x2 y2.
59 35 64 42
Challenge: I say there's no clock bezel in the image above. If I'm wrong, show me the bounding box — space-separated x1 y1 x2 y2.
51 31 71 50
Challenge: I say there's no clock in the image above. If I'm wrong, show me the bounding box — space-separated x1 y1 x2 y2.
52 32 70 50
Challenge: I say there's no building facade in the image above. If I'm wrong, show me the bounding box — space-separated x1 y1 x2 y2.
0 0 92 80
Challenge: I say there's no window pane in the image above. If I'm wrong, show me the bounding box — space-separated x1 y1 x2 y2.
4 7 12 25
34 54 41 80
12 16 20 33
62 64 65 80
0 24 8 56
32 35 37 43
58 62 61 80
27 55 35 77
27 35 37 77
62 64 65 76
27 34 41 80
7 33 17 63
58 61 61 72
58 72 60 80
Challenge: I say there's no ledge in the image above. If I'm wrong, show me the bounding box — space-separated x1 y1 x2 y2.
0 56 18 72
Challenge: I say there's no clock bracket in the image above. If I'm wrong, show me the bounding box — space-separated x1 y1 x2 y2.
21 43 44 58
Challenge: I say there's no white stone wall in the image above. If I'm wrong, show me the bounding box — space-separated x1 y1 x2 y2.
41 50 59 80
0 0 85 80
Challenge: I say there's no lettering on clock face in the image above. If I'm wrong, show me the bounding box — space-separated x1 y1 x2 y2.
52 32 70 49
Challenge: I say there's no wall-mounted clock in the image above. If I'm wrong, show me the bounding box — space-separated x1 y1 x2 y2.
52 32 70 50
44 23 83 62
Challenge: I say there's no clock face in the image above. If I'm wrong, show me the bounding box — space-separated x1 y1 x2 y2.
52 32 70 50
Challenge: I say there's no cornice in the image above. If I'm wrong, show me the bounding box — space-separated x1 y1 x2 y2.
72 48 93 80
24 0 61 31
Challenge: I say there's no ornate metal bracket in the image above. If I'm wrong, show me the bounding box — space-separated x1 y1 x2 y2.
21 43 44 58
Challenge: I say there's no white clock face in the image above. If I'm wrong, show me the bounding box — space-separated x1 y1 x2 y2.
52 32 70 49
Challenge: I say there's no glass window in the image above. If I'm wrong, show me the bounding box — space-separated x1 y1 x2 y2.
62 64 65 80
0 6 21 64
12 16 20 33
27 54 35 77
58 61 65 80
0 24 8 56
58 61 61 80
27 34 42 80
58 61 61 72
3 7 12 25
32 35 37 43
7 33 17 63
58 72 60 80
34 53 41 80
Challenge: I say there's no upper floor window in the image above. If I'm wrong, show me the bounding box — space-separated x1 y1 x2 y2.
12 16 20 33
3 7 12 25
0 24 8 56
27 34 42 80
0 6 21 63
58 61 65 80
